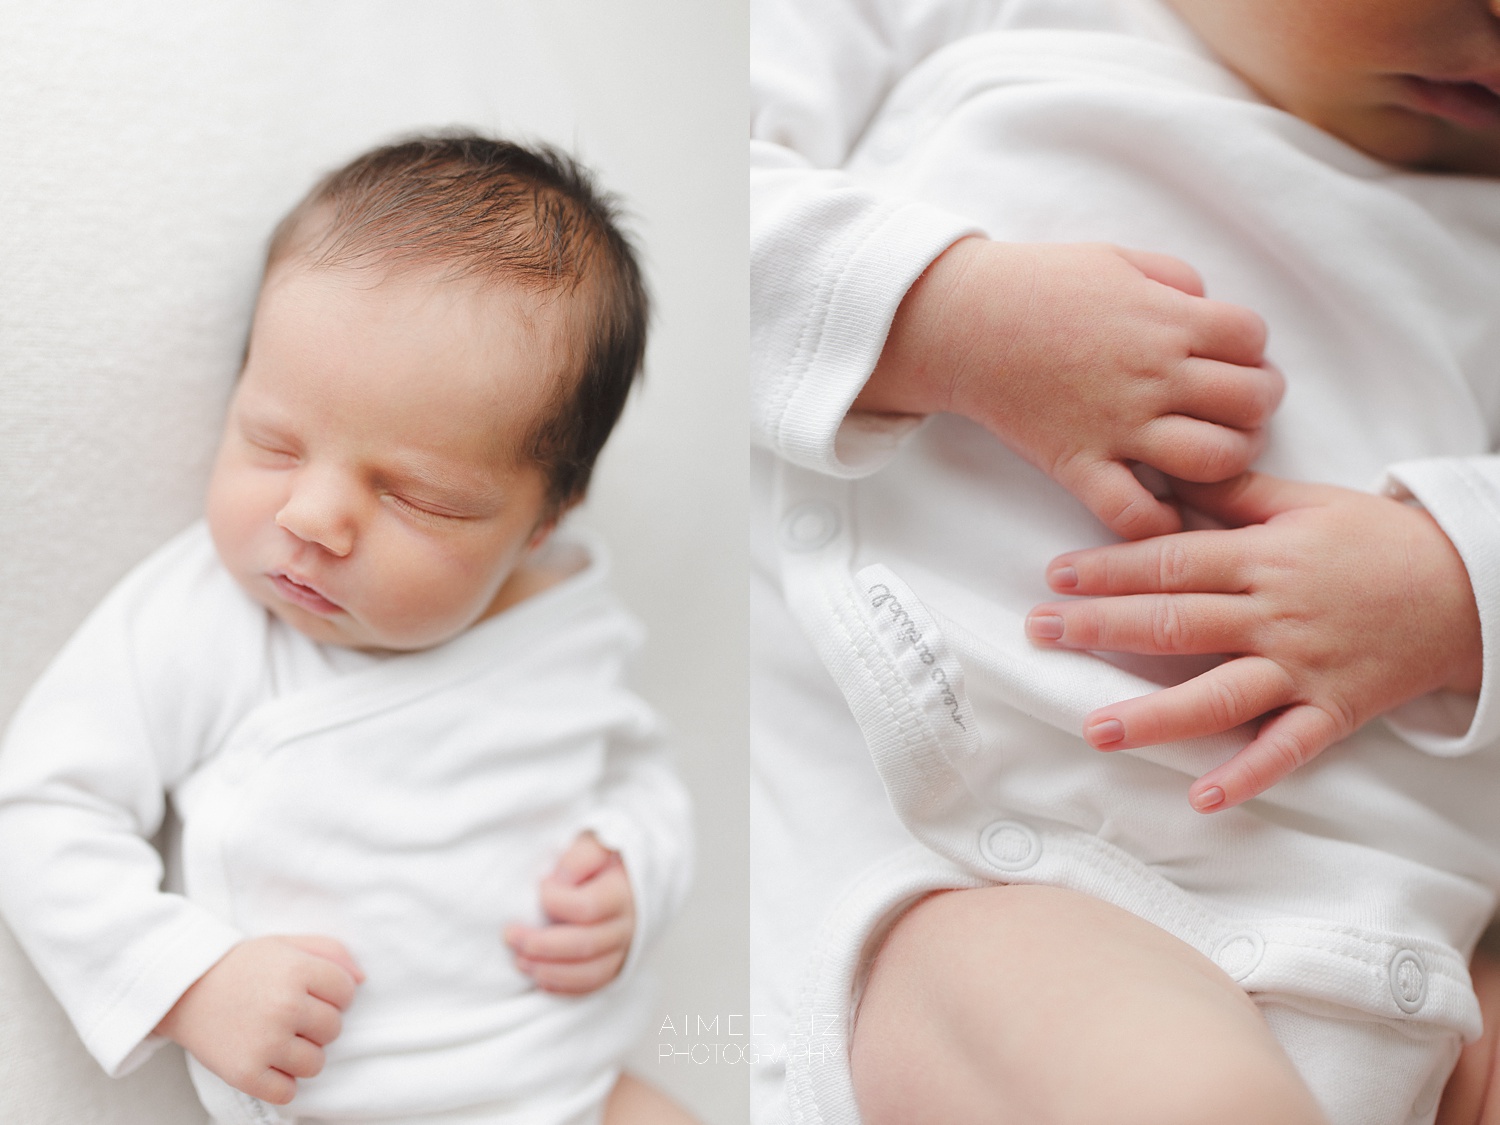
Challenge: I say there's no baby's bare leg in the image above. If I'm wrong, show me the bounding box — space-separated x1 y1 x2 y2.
1437 947 1500 1125
602 1072 700 1125
851 885 1329 1125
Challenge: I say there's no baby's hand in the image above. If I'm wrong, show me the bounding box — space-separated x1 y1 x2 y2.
506 831 635 994
154 934 364 1105
857 239 1282 540
1025 472 1482 810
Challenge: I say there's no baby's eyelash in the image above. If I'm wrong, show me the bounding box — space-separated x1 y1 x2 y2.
248 442 298 464
389 494 465 522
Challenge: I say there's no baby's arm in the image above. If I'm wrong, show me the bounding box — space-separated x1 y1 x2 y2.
754 0 1281 533
507 691 692 996
154 935 363 1105
506 831 635 994
1024 472 1482 809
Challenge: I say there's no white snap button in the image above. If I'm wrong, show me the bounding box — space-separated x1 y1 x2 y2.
1211 931 1265 982
978 820 1041 872
1389 950 1428 1014
781 501 840 552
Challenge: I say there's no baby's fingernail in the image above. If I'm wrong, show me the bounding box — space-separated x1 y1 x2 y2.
1085 718 1125 747
1191 786 1225 813
1050 565 1078 590
1027 614 1065 641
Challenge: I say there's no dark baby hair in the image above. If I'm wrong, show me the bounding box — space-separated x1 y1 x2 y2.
266 132 649 514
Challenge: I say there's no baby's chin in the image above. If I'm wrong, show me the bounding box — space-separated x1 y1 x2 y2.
245 586 383 652
1337 105 1500 176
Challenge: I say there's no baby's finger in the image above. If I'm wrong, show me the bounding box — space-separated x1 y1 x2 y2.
1080 657 1294 750
1173 472 1336 528
1188 298 1268 367
1058 456 1182 541
509 918 632 963
1129 414 1267 484
295 996 344 1048
1026 592 1250 656
516 952 626 994
283 935 365 985
1047 529 1252 596
1111 245 1205 296
540 864 631 925
550 832 613 886
1189 703 1344 812
1167 358 1285 431
273 1035 326 1080
247 1068 297 1106
300 952 361 1011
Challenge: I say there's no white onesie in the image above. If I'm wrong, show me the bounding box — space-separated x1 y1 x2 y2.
0 522 692 1125
752 2 1500 1124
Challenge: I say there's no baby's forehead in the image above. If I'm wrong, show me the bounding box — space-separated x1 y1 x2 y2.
250 262 578 455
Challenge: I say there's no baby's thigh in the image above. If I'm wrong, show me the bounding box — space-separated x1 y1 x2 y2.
850 884 1328 1125
1438 947 1500 1125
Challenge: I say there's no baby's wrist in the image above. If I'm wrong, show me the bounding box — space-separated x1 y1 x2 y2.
857 236 992 419
1409 505 1483 696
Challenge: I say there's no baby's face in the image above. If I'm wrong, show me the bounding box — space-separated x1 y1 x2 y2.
1168 0 1500 172
206 265 564 651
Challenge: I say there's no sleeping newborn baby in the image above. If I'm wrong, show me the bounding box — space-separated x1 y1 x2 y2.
0 135 693 1125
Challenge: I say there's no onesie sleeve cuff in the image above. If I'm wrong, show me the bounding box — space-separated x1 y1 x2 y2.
1379 457 1500 756
580 776 694 983
81 909 243 1078
752 172 979 479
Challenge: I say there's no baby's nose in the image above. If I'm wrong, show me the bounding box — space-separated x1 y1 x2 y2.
275 470 356 557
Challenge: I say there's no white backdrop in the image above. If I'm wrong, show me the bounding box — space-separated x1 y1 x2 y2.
0 3 746 1122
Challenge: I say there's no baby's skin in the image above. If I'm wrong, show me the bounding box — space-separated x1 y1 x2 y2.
844 0 1500 1119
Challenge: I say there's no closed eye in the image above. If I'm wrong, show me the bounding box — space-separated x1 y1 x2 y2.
387 493 469 522
236 417 300 465
244 438 298 466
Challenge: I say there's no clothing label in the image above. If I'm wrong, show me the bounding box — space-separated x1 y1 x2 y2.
855 564 980 761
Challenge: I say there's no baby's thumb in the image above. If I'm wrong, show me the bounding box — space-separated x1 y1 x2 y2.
1075 460 1182 541
1111 245 1205 297
284 934 366 984
1174 472 1332 528
549 831 613 886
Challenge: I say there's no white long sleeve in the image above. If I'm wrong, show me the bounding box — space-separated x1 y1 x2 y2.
584 724 694 979
1381 457 1500 757
750 0 1203 476
750 0 1006 476
0 530 254 1076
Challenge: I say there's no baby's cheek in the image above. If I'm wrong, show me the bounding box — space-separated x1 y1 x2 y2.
206 484 262 581
363 570 485 650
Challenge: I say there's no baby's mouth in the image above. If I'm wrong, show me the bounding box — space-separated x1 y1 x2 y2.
270 571 343 616
1402 75 1500 130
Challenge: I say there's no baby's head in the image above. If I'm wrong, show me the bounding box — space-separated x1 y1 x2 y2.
1166 0 1500 173
206 135 647 651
